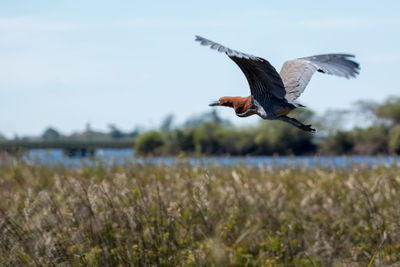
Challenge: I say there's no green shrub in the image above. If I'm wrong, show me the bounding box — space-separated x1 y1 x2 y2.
319 131 354 155
134 131 165 155
376 97 400 125
351 126 389 155
389 126 400 154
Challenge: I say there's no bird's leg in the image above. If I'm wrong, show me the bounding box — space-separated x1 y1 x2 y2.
278 115 316 133
286 116 312 127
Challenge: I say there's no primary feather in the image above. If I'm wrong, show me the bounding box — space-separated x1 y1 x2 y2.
195 36 287 102
280 54 360 102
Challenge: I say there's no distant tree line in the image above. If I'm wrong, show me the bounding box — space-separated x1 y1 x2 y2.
2 97 400 156
34 123 139 142
318 97 400 155
134 110 316 156
134 97 400 156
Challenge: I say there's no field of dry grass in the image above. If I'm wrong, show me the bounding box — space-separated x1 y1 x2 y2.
1 156 400 266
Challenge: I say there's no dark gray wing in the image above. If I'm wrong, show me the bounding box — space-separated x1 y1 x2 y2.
195 35 286 100
280 54 360 102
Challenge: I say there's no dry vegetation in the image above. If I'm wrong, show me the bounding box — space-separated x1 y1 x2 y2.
1 156 400 266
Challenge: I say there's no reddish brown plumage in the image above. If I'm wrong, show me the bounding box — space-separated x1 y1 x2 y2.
219 96 257 117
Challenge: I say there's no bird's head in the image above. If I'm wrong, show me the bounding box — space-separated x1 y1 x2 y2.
209 97 234 108
209 96 256 117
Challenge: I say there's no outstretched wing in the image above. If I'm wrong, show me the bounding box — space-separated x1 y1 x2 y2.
280 54 360 102
195 35 286 100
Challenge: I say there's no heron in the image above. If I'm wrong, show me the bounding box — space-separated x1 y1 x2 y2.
195 36 360 132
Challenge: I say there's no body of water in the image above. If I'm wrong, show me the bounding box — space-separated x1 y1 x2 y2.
13 149 400 169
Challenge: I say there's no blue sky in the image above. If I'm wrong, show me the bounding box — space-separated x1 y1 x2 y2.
1 1 400 137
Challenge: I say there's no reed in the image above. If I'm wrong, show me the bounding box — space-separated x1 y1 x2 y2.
1 157 399 266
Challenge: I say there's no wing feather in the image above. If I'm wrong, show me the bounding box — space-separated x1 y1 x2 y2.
280 54 360 102
195 35 286 100
195 35 258 60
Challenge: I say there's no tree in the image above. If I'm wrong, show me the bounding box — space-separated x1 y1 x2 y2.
389 126 400 154
42 127 60 140
108 124 124 139
351 126 389 155
316 109 350 135
128 127 142 139
184 110 231 128
255 119 315 155
160 114 175 132
134 131 165 155
319 131 354 155
375 97 400 125
353 100 379 125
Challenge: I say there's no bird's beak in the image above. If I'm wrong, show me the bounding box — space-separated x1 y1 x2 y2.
209 100 221 106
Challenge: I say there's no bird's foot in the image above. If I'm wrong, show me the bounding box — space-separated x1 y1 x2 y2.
301 124 316 133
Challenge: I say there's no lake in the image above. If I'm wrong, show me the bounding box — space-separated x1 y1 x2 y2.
14 149 400 169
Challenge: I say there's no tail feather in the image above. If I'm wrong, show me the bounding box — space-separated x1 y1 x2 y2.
296 103 306 108
291 102 306 108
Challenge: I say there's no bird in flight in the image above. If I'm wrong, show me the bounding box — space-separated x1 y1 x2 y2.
195 35 360 132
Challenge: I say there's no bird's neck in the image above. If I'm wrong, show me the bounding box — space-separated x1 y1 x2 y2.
220 96 253 113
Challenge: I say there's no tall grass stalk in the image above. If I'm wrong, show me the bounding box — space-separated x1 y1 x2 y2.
1 157 400 266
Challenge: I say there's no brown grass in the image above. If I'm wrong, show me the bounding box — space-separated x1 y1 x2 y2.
1 156 400 266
